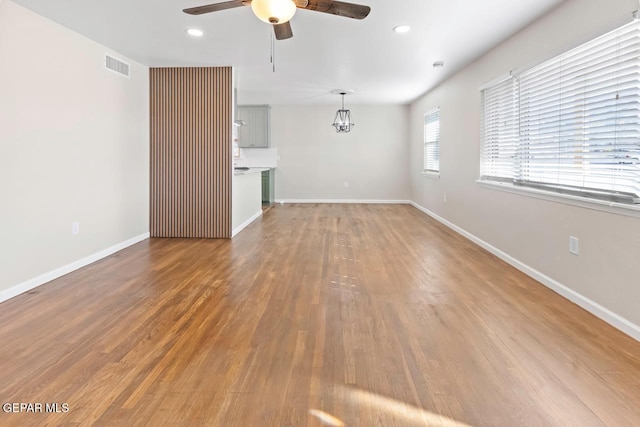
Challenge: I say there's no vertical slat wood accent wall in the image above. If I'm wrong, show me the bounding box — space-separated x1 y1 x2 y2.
150 67 232 238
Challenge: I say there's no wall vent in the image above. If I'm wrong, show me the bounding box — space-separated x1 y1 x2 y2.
105 54 130 78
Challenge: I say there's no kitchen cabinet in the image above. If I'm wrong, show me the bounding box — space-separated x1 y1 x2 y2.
237 105 271 148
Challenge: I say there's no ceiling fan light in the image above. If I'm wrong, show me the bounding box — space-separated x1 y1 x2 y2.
251 0 297 24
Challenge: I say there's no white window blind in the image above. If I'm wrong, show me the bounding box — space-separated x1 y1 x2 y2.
481 20 640 204
424 108 440 173
481 75 518 182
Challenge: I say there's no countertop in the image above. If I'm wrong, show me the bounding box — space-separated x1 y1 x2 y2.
234 167 271 176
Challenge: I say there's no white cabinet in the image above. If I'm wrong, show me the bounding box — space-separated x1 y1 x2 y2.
237 105 271 148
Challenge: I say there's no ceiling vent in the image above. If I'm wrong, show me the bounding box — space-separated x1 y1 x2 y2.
105 54 130 78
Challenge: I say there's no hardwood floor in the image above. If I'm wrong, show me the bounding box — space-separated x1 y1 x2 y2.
1 204 639 426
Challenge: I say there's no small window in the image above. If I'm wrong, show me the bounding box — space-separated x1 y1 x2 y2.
424 108 440 173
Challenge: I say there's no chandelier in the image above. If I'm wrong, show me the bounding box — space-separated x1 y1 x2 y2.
332 90 355 133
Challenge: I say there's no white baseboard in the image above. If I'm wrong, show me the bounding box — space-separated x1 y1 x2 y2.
232 210 263 238
0 232 150 304
410 201 640 342
275 199 412 205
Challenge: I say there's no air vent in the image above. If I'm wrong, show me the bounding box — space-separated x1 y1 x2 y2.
105 54 130 78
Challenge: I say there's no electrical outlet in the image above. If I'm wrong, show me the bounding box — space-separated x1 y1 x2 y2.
443 193 447 203
343 181 349 188
569 236 579 255
72 221 80 236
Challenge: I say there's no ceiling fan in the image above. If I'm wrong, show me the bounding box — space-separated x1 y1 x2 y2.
183 0 371 40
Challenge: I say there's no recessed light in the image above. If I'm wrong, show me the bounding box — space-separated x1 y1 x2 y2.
433 61 445 68
186 28 204 37
393 25 411 33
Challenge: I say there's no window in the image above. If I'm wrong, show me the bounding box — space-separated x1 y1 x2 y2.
424 108 440 173
481 20 640 204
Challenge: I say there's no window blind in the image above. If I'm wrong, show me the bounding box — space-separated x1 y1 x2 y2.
424 108 440 172
481 20 640 204
481 75 518 182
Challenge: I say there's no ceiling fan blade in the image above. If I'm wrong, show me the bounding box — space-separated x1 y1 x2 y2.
183 0 248 15
273 22 294 40
302 0 370 20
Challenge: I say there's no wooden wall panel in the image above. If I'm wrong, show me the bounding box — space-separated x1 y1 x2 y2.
150 67 232 238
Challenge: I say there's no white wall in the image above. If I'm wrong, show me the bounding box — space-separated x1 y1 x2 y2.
0 1 149 295
271 105 410 202
410 0 640 331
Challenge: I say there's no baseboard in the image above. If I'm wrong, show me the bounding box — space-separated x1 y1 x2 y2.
0 232 150 304
409 201 640 342
232 210 263 238
275 199 412 205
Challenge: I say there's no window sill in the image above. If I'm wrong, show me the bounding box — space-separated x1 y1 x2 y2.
422 171 440 179
477 179 640 219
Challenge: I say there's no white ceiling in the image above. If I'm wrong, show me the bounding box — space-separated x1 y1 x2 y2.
12 0 564 105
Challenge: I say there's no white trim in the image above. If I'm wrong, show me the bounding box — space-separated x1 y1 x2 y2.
410 201 640 343
275 199 412 205
0 232 150 304
477 180 640 219
421 171 440 179
232 210 262 237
